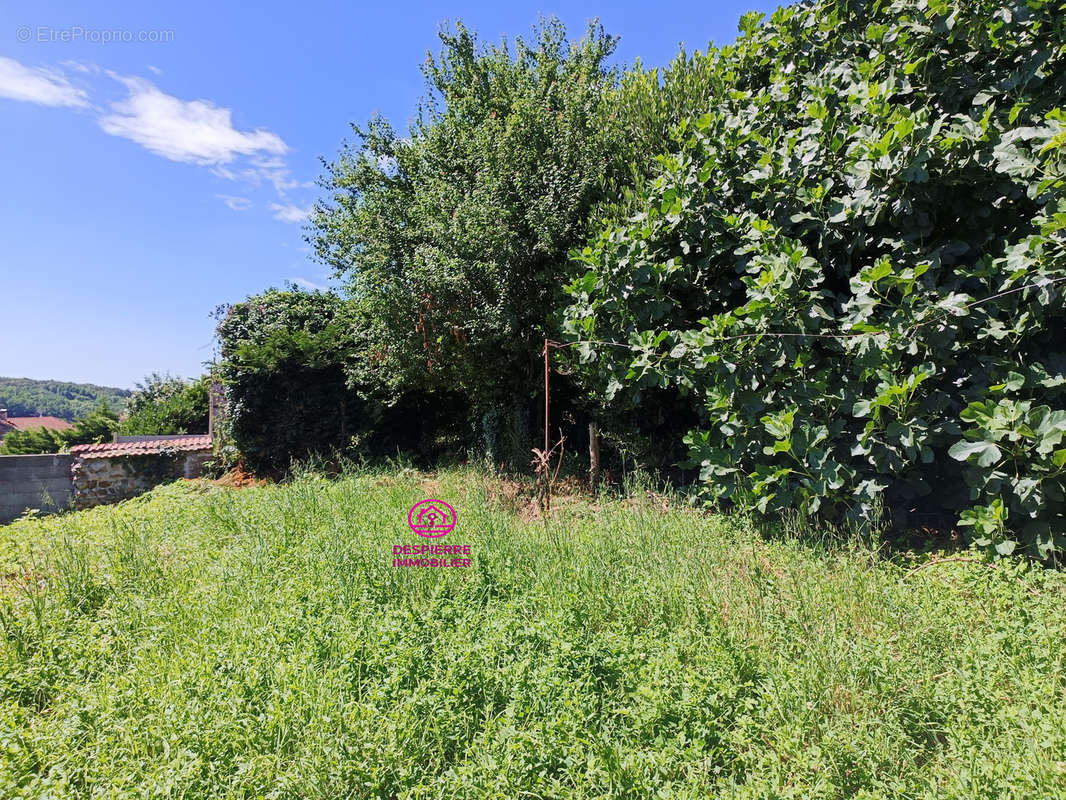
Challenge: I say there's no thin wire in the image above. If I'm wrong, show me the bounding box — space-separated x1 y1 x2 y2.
549 275 1066 354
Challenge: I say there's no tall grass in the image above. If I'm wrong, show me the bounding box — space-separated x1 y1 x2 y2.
1 468 1064 798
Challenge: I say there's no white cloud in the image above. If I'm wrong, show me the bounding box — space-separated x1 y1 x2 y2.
250 156 314 197
209 164 262 184
0 57 89 108
2 59 313 214
211 156 313 199
216 194 252 211
99 74 287 166
265 169 313 196
271 203 311 223
62 60 97 74
147 65 163 76
289 277 328 291
252 155 286 170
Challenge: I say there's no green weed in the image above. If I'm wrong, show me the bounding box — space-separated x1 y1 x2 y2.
0 469 1063 798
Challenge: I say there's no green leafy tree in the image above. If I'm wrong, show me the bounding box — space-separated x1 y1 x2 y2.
0 426 64 455
119 374 210 436
311 18 626 465
564 0 1066 556
62 400 120 447
0 377 129 421
603 47 729 216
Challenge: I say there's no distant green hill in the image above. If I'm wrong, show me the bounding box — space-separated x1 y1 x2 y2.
0 377 130 421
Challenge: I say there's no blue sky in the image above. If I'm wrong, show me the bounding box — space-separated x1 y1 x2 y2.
2 0 780 389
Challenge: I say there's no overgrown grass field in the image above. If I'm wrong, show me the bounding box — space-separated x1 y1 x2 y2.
1 469 1064 798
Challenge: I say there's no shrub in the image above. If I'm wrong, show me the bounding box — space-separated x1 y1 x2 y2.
0 425 64 455
563 0 1066 556
214 289 362 473
119 373 209 436
214 288 468 473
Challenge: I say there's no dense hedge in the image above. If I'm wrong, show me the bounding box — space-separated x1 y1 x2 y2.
215 290 359 473
215 289 469 473
563 0 1066 556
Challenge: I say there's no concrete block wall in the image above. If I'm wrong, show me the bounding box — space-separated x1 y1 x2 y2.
0 454 74 524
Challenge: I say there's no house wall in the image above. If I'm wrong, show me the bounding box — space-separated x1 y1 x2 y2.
0 453 75 523
71 451 211 510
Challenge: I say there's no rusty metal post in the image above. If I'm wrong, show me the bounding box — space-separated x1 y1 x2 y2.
544 338 550 458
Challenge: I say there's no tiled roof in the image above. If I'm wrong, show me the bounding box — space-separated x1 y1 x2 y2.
70 435 212 459
0 416 73 433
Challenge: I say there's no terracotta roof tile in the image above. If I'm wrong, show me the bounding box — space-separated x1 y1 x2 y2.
70 435 212 459
0 416 73 433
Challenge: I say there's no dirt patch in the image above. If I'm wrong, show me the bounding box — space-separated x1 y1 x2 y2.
419 477 442 497
622 490 672 515
0 570 49 598
213 467 267 489
483 474 597 522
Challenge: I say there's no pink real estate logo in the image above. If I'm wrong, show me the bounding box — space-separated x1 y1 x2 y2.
407 499 457 537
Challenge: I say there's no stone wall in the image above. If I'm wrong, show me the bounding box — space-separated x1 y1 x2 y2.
0 453 75 523
72 451 211 510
